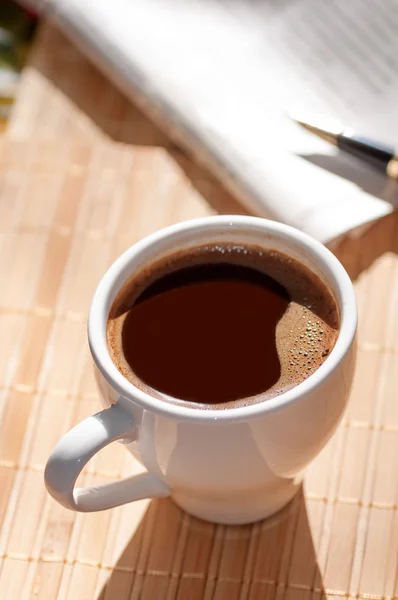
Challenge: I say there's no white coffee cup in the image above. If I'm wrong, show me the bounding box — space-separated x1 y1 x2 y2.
44 216 357 525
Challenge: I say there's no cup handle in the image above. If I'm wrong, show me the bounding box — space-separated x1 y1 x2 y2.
44 404 171 512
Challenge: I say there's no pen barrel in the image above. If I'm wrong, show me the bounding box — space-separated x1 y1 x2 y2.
337 134 396 174
387 157 398 180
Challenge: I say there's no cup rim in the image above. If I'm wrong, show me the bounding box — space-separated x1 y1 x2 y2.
88 216 357 422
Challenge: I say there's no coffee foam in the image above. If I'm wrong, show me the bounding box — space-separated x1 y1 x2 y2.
107 243 339 408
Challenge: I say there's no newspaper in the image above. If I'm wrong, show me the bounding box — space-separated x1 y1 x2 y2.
24 0 398 242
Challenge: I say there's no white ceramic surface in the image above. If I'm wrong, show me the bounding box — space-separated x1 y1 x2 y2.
44 216 357 524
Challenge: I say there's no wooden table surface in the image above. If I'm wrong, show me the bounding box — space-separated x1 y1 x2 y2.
1 21 398 600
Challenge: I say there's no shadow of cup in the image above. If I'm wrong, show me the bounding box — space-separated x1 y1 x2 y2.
98 489 324 600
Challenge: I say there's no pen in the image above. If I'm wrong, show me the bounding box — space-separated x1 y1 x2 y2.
290 114 398 180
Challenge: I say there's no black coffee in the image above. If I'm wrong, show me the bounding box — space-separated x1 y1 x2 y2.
107 244 339 408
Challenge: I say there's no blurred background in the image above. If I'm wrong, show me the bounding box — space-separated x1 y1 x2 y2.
0 1 37 129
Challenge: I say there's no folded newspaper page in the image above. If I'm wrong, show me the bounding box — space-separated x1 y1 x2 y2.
23 0 398 243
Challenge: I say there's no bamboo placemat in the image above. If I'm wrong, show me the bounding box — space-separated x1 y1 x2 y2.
1 21 398 600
